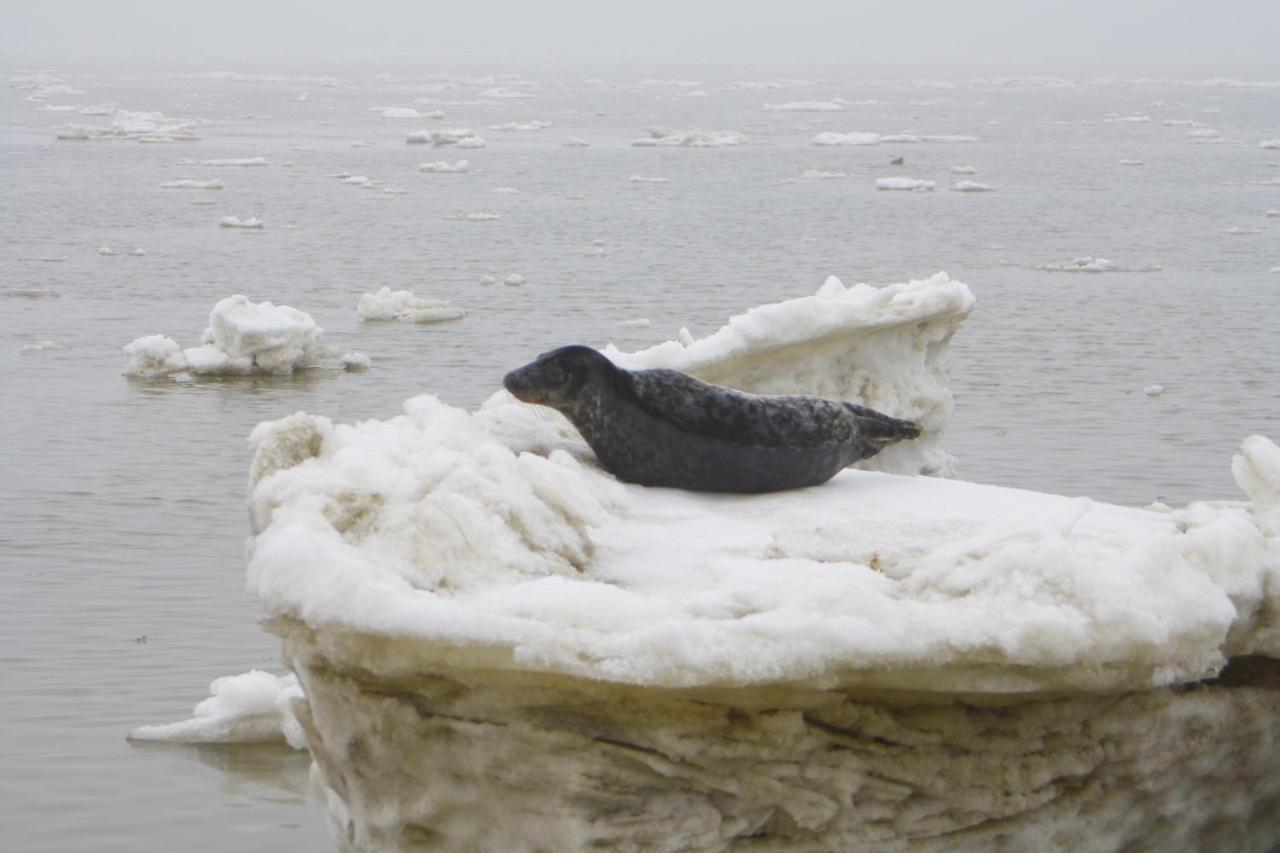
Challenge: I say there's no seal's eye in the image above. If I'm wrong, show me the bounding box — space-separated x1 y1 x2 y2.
543 364 566 386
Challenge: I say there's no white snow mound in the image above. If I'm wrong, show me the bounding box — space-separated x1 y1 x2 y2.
356 287 465 324
129 671 305 748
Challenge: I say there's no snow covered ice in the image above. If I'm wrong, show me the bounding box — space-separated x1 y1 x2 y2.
418 160 469 173
160 178 223 189
124 295 329 378
952 180 994 192
130 671 305 747
632 129 743 147
220 216 264 229
356 287 464 324
876 176 936 191
234 272 1280 850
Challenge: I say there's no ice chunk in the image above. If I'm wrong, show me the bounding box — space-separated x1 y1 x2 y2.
951 165 978 174
876 177 936 191
617 318 651 328
342 352 372 371
1143 384 1165 396
562 137 591 148
457 212 500 221
1024 257 1162 273
356 287 464 323
220 216 265 229
203 157 269 166
19 340 61 354
632 129 743 147
123 335 188 378
129 671 304 748
1258 139 1279 149
951 180 994 192
503 273 525 286
763 100 845 111
1119 159 1145 165
98 247 116 255
160 178 223 189
419 160 469 173
481 87 535 99
406 128 485 147
628 175 667 183
488 120 551 131
800 169 850 179
812 131 881 146
341 176 371 186
377 107 443 119
207 295 322 372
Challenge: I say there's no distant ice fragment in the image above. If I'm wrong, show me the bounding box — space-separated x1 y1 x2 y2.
876 177 936 191
488 120 551 131
1258 139 1280 150
951 165 978 174
481 87 535 99
220 216 265 229
161 178 223 189
1026 257 1162 273
763 100 845 112
19 340 60 354
503 273 525 286
1144 384 1165 396
1119 159 1145 165
632 129 742 147
628 175 668 183
203 157 268 166
98 247 116 255
562 137 591 148
357 287 464 323
618 318 651 329
341 353 372 371
128 671 304 748
952 180 994 192
419 160 469 173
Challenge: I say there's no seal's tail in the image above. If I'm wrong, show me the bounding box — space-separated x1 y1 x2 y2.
844 403 923 447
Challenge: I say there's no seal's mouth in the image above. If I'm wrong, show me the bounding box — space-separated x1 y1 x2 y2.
503 369 548 404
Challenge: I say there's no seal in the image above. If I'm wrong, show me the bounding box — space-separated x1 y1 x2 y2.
503 345 922 493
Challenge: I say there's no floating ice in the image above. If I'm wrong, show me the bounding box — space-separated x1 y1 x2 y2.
419 160 469 173
1188 128 1222 139
129 671 304 747
812 131 881 146
125 296 327 378
129 248 146 256
1025 257 1162 273
1119 159 1145 165
98 247 116 255
488 120 551 131
1144 384 1165 396
951 165 978 174
1259 139 1280 150
763 100 845 112
1224 227 1262 235
952 180 994 192
562 137 591 148
19 340 61 354
800 169 850 178
628 175 668 183
55 109 198 142
1103 114 1151 123
377 107 443 120
481 87 534 99
456 212 500 221
491 186 520 194
406 128 485 147
617 318 651 328
203 157 269 166
220 216 265 229
341 176 371 186
632 129 743 147
160 178 223 189
356 287 464 324
876 177 936 191
341 353 372 371
503 273 525 286
480 275 496 285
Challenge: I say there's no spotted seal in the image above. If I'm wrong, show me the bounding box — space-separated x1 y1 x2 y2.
503 345 921 493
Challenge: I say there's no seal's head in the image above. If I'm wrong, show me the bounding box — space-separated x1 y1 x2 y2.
503 345 615 410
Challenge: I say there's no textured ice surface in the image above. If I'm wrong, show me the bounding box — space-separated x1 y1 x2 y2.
418 160 469 173
130 671 304 747
356 287 464 323
952 180 994 191
632 129 743 147
876 177 936 191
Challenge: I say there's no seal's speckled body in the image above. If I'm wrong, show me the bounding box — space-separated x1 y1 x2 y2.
503 345 922 493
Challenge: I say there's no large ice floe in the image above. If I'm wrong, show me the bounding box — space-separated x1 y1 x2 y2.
139 269 1268 850
54 109 198 142
632 128 743 147
123 295 329 378
356 287 464 324
405 128 486 148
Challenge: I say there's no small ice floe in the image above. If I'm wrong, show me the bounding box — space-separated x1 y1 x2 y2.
98 246 117 255
562 137 591 148
1103 114 1152 123
951 165 978 174
457 212 500 221
419 160 469 173
491 186 520 194
1259 139 1280 150
1224 226 1262 235
618 318 651 329
876 177 935 191
1144 384 1165 396
1187 128 1222 140
480 275 496 285
1265 210 1280 218
800 169 850 179
952 180 994 192
382 187 407 194
351 140 370 148
124 295 328 378
203 157 268 166
128 671 304 748
220 216 265 229
481 87 535 99
341 352 372 371
1028 257 1162 273
356 287 464 324
406 128 485 147
1119 159 1145 166
377 107 443 119
3 288 61 299
763 100 846 112
503 273 525 286
488 120 551 131
629 175 668 183
1272 267 1280 274
160 178 223 189
813 131 881 146
19 340 61 354
129 248 147 256
677 327 696 346
632 129 743 147
341 175 371 186
54 110 198 142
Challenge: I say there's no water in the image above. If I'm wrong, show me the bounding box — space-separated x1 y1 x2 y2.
2 66 1278 851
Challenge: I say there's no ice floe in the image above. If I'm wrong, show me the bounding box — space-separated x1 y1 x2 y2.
19 340 61 354
419 160 469 173
951 165 978 174
406 128 485 147
952 180 994 192
54 109 197 142
160 178 223 189
220 216 264 229
1224 227 1262 235
124 295 327 378
377 107 444 120
356 287 465 323
341 353 372 371
1024 257 1162 273
203 157 269 166
1119 159 1145 166
799 170 851 179
617 318 651 328
628 175 668 183
129 671 304 747
876 177 936 191
1259 139 1280 150
503 273 525 286
763 100 845 112
1144 384 1165 396
632 129 743 148
812 131 881 146
488 120 552 131
562 137 591 148
481 87 535 99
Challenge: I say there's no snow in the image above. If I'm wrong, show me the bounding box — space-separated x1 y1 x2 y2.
406 128 485 147
763 100 845 112
220 216 264 229
243 269 1280 696
632 129 743 147
876 177 936 191
952 180 994 192
160 178 223 189
356 287 465 323
419 160 469 173
124 296 327 378
129 671 304 748
203 157 268 166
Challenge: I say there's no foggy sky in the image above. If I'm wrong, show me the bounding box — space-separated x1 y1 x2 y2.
3 0 1279 77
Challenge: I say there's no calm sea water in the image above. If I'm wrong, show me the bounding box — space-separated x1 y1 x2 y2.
2 65 1278 851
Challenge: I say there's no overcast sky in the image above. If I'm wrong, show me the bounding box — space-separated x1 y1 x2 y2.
3 0 1279 77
